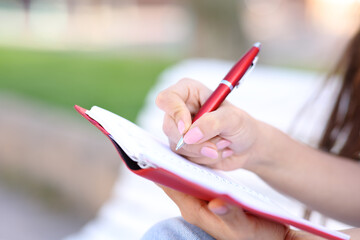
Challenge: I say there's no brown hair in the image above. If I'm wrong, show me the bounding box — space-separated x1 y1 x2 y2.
318 27 360 160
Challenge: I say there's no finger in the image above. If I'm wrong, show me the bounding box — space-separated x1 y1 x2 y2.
188 137 233 160
171 138 234 163
208 198 247 227
162 114 182 144
182 103 237 144
162 104 235 164
207 198 230 215
164 113 224 160
197 199 248 240
168 135 234 166
209 199 290 239
169 142 205 158
160 185 214 225
206 152 245 171
156 78 211 135
162 111 231 153
160 185 193 206
183 104 256 152
163 113 216 159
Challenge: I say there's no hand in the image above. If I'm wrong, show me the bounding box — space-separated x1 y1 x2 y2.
156 80 360 228
156 78 272 171
160 185 290 240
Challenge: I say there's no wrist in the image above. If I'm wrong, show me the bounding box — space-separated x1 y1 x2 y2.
245 121 288 173
244 121 306 186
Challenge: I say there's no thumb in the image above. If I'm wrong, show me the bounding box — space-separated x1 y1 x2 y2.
208 198 247 224
156 86 193 135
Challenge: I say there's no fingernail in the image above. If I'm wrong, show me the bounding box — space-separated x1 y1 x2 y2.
177 120 185 134
222 149 234 159
216 140 231 150
183 127 204 144
210 205 229 215
201 147 218 159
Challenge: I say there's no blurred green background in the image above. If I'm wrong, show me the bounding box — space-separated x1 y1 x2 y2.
0 0 359 239
0 47 174 122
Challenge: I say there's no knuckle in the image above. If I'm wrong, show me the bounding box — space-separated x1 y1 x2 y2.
178 77 192 84
178 78 200 88
206 115 221 131
172 106 185 121
155 90 168 108
213 118 221 131
232 109 247 132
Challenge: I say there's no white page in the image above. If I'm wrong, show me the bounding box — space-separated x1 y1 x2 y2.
86 106 349 240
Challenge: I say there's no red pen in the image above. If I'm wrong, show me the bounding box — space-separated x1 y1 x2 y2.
176 42 261 150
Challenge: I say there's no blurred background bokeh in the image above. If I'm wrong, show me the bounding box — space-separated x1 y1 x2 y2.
0 0 359 239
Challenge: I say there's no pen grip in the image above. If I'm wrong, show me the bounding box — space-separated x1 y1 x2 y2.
192 84 231 123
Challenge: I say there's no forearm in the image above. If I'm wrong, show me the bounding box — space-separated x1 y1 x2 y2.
251 122 360 226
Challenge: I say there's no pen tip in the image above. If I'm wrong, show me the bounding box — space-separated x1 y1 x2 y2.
175 137 185 151
253 42 261 49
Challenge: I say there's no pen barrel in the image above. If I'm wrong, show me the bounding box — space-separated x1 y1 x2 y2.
192 84 231 123
224 46 259 86
191 43 260 124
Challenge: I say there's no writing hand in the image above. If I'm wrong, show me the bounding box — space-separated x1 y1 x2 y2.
156 78 271 170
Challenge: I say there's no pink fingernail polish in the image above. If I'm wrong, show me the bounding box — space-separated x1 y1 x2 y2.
216 140 231 150
222 149 234 159
210 206 229 215
177 120 185 134
201 147 218 159
183 127 204 144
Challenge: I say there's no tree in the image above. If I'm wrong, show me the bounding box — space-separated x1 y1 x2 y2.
184 0 248 60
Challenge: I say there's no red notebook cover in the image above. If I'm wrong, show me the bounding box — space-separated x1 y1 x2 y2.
74 105 350 240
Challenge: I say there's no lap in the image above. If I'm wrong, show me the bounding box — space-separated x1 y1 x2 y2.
141 217 215 240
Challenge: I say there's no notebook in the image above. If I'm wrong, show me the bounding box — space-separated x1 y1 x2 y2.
75 105 350 240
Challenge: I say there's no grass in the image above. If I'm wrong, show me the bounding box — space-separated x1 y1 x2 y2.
0 47 176 122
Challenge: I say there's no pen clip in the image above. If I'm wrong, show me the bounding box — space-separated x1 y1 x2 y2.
235 56 258 88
